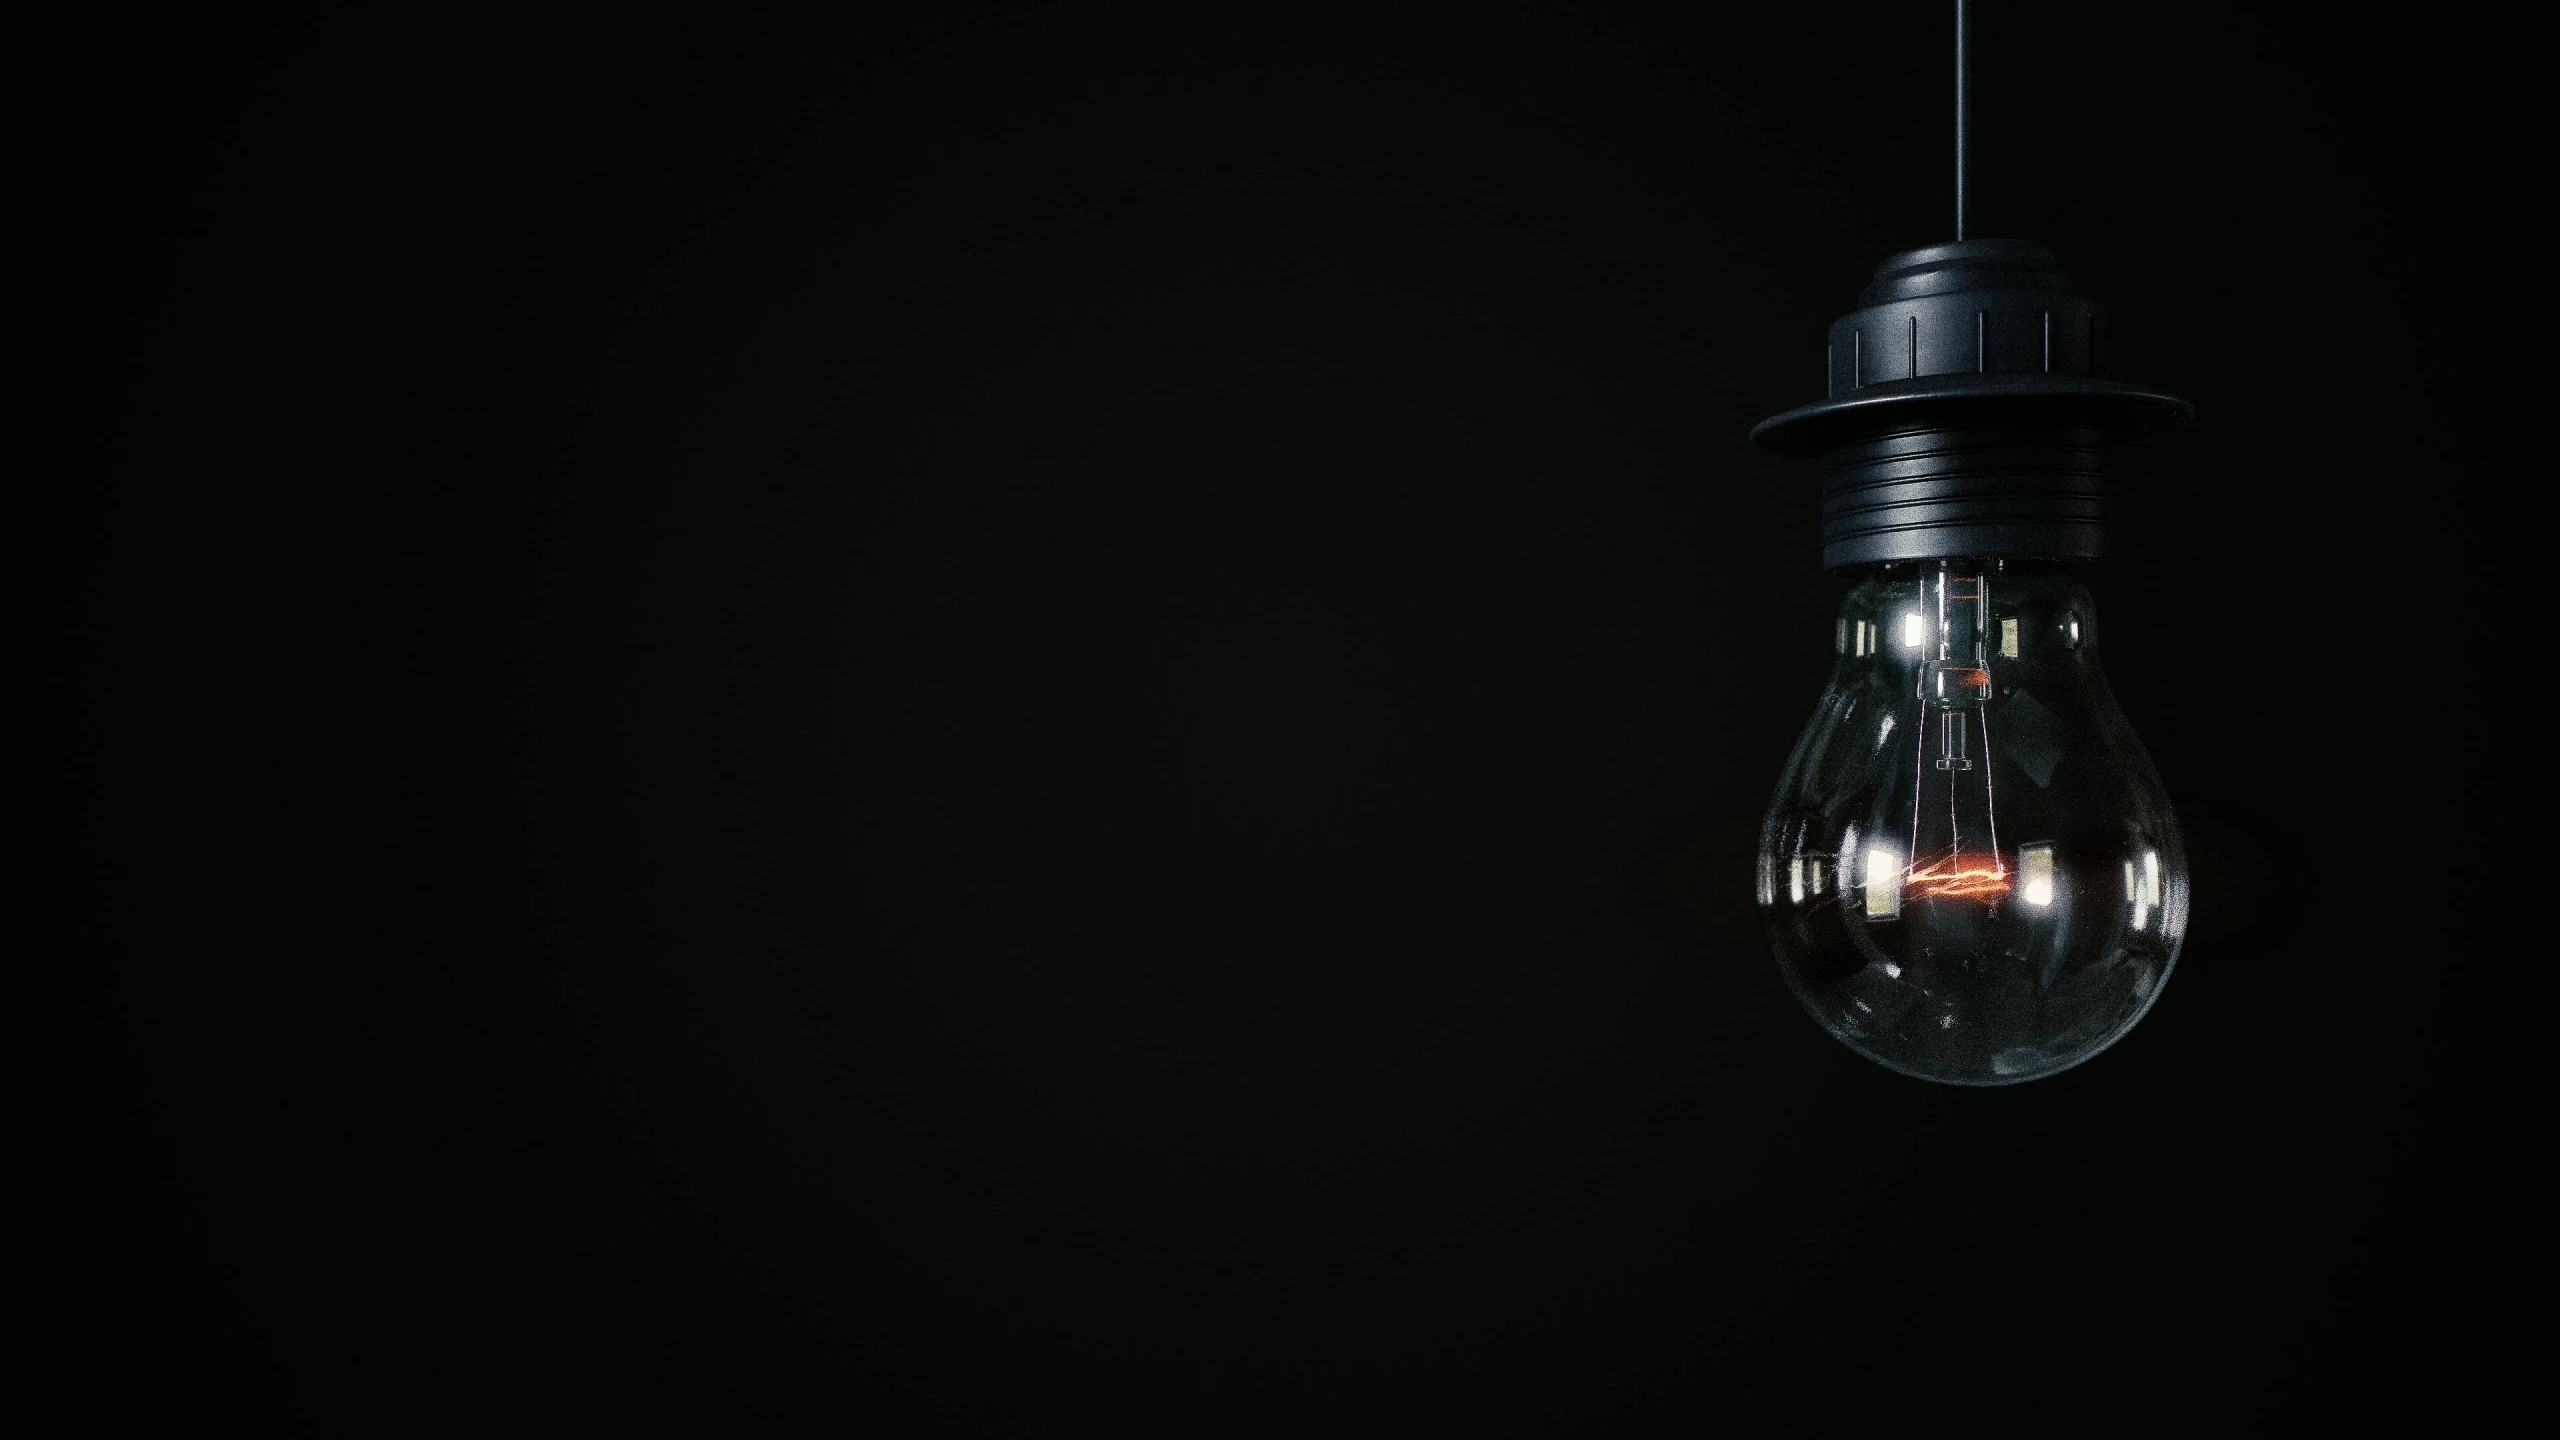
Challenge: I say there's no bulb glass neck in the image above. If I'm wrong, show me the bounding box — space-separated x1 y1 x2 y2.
1827 560 2100 672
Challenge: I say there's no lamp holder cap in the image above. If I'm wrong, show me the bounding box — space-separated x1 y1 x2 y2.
1750 239 2192 570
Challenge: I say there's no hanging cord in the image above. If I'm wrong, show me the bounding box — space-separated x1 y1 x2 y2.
1954 0 1972 241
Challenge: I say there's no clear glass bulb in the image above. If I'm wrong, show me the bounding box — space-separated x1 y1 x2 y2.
1757 559 2185 1084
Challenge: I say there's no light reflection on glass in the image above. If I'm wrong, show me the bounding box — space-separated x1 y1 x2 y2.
2020 842 2055 906
2125 848 2163 932
1864 844 1904 919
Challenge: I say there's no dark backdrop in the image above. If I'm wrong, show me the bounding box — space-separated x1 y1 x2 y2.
75 3 2495 1432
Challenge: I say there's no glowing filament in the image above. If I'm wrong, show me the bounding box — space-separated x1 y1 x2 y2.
1905 857 2011 900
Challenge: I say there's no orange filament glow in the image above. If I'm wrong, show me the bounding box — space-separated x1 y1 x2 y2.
1905 858 2012 900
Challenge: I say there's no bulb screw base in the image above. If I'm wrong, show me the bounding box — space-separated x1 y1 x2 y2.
1751 240 2191 570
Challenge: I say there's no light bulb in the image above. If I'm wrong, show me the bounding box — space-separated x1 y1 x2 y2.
1748 234 2194 1083
1744 8 2197 1083
1756 558 2183 1084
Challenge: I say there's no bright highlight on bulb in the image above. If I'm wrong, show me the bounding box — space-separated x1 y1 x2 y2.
1864 845 1902 919
1757 560 2185 1084
2020 843 2055 907
2127 848 2162 931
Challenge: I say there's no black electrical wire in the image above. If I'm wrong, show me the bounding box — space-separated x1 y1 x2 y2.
1955 0 1972 241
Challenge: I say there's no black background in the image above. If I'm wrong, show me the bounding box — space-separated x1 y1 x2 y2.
74 3 2499 1432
